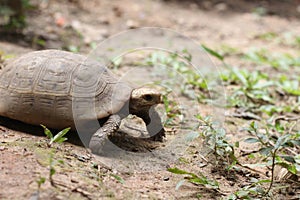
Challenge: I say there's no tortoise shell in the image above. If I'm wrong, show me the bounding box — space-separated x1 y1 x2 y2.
0 50 132 129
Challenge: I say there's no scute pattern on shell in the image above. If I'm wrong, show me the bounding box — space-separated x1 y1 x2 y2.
0 50 133 129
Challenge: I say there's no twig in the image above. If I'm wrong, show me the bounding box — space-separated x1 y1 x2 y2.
236 163 268 178
265 150 277 195
53 180 93 200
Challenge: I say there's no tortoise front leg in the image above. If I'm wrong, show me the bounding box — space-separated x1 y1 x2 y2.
89 114 121 153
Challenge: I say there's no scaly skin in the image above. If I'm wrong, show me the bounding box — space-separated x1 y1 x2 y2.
89 87 166 154
89 114 121 154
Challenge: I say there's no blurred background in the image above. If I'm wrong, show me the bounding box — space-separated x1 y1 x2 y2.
1 0 299 54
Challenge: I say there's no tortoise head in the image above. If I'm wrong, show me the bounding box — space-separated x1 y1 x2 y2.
129 87 162 115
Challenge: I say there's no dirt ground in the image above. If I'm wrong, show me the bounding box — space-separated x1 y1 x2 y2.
1 0 300 199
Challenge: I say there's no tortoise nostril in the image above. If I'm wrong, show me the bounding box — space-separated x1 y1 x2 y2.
144 94 153 101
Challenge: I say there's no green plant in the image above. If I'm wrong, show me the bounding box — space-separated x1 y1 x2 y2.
168 167 219 191
256 32 278 41
0 0 34 29
48 150 64 186
227 68 274 108
144 50 211 101
259 104 300 116
36 176 46 191
196 115 238 166
252 6 267 16
66 45 80 53
256 31 300 49
109 173 125 184
277 75 300 96
244 121 300 195
110 57 123 69
41 125 70 146
162 90 183 126
201 44 225 62
226 178 272 199
244 48 300 69
218 44 239 58
40 125 70 186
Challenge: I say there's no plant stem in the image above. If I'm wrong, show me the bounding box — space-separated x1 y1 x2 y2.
265 149 277 195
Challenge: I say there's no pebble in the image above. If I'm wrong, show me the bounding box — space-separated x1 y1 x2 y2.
0 146 7 151
126 20 139 29
140 194 149 198
215 3 227 12
98 16 110 25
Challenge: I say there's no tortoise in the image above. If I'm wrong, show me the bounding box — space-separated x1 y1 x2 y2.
0 50 165 153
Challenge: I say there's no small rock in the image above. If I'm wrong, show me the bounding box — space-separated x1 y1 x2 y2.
99 29 109 38
126 20 139 29
175 17 185 25
98 17 110 25
70 178 79 183
141 194 149 198
0 146 7 151
215 3 227 12
71 20 81 30
163 177 169 181
113 6 123 17
76 154 90 162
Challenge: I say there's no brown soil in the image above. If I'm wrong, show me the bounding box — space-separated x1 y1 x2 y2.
1 0 300 199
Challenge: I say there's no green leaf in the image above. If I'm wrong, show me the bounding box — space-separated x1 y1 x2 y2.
50 127 70 144
192 177 219 189
250 121 258 131
227 193 237 200
259 147 273 156
288 165 297 174
167 168 197 178
290 140 300 147
111 57 123 68
57 160 64 165
201 44 224 61
253 179 271 184
294 155 300 164
110 173 125 184
232 68 248 86
274 134 291 150
50 167 56 176
236 190 250 198
67 45 79 53
281 155 295 163
41 124 53 139
56 137 68 144
185 132 199 142
189 177 207 185
244 137 260 143
253 81 274 89
37 177 46 187
277 162 297 174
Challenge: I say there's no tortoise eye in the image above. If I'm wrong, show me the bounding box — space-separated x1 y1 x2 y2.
143 94 153 101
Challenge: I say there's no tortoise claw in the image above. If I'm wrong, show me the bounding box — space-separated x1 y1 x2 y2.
150 128 166 142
